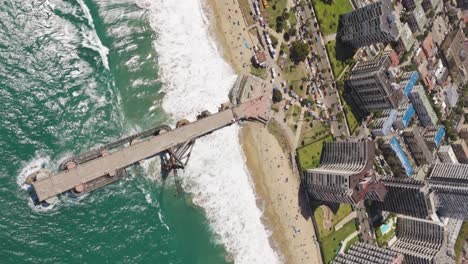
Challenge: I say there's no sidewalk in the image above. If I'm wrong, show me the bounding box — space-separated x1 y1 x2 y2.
339 231 359 254
335 211 357 231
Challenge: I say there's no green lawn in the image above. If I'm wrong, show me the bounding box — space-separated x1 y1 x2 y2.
343 103 358 134
314 204 353 239
321 220 357 263
265 0 288 31
300 120 331 145
326 41 345 77
250 65 267 79
337 88 359 134
375 217 396 247
455 221 468 261
344 235 359 253
297 135 333 170
278 43 309 97
313 0 353 35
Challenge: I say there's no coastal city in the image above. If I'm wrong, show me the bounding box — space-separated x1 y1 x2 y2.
211 0 468 262
7 0 468 263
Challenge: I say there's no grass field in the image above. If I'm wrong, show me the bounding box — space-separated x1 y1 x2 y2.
297 135 333 170
250 65 267 79
300 120 330 145
343 103 358 134
265 0 288 31
321 220 357 263
455 221 468 261
325 40 355 78
326 40 345 77
314 204 353 239
313 0 353 35
344 235 359 253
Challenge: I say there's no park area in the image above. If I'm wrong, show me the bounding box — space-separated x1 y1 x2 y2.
297 134 333 170
313 0 353 35
325 40 351 77
313 205 357 263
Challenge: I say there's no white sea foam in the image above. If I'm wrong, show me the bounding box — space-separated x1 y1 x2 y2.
16 154 59 212
139 0 281 263
77 0 110 70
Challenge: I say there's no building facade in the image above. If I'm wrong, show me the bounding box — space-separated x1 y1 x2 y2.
423 125 445 150
440 29 468 83
451 139 468 164
438 145 459 164
428 163 468 220
401 126 434 166
347 53 403 113
408 85 439 127
332 242 404 264
303 141 387 204
375 178 433 219
407 2 428 34
391 216 446 263
338 0 400 48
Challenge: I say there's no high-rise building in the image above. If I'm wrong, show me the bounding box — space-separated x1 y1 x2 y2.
391 216 447 263
303 141 387 204
428 163 468 220
375 178 433 219
331 242 404 264
437 145 459 164
393 102 416 130
408 1 427 34
408 85 439 127
378 136 415 177
407 1 428 34
451 139 468 164
440 29 468 83
421 0 441 11
395 22 416 53
370 109 397 137
457 0 468 10
338 0 400 48
423 125 445 150
444 83 459 109
346 53 403 113
401 126 433 166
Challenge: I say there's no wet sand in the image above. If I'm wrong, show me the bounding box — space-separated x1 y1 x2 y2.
204 0 322 263
240 123 322 264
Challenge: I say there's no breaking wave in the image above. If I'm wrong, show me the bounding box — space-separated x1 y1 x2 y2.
139 0 281 263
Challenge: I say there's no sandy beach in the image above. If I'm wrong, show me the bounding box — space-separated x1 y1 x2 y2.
241 123 322 264
204 0 322 263
205 0 253 74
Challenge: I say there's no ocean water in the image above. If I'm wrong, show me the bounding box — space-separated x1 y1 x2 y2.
0 0 280 263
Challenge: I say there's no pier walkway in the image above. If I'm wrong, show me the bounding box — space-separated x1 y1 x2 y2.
32 95 271 202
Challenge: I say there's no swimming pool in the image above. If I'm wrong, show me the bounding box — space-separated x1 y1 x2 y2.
380 222 392 235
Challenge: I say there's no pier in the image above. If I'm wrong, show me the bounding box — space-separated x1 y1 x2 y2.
31 95 271 203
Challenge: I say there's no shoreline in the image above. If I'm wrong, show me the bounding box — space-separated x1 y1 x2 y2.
203 0 322 263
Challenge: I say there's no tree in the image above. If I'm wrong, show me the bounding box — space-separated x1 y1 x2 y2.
272 89 283 103
290 41 310 64
288 27 297 37
270 34 279 48
276 16 286 32
283 31 290 42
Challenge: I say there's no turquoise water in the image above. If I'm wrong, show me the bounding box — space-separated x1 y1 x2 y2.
0 0 228 263
380 222 392 235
